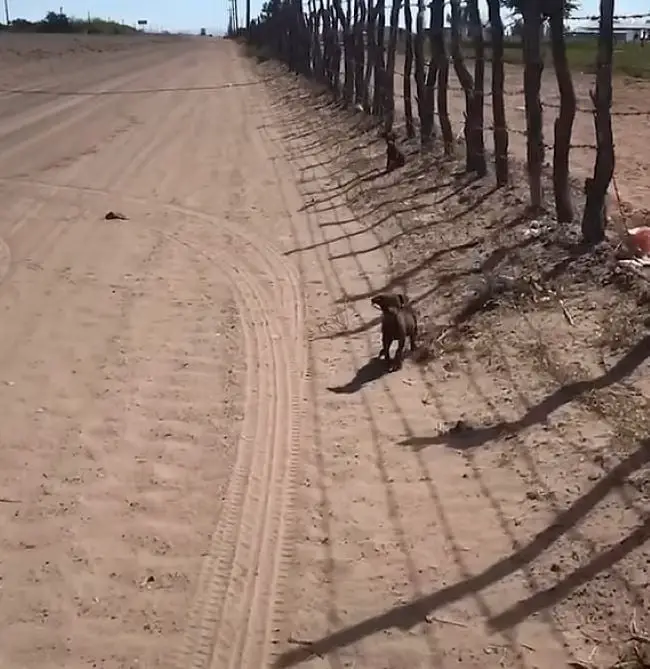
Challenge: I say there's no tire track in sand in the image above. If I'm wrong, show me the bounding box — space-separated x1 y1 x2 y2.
0 235 10 284
0 173 305 669
148 194 304 668
0 50 194 167
160 79 301 669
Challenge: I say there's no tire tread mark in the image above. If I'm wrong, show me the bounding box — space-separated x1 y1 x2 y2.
0 52 193 164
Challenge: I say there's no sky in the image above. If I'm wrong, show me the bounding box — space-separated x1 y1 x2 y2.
6 0 650 36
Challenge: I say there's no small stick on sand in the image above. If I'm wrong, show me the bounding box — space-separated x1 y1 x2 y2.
286 636 322 657
425 614 467 628
629 612 650 643
559 298 575 326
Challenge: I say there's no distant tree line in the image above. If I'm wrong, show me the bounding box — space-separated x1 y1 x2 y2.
0 11 139 35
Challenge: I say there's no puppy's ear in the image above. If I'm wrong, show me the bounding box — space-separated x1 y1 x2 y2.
396 293 406 307
378 294 393 311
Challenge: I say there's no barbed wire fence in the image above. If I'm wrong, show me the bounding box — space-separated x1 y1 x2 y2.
327 45 650 156
569 10 650 21
393 17 649 164
249 7 650 218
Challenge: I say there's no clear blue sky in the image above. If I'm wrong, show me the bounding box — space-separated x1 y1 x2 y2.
7 0 650 35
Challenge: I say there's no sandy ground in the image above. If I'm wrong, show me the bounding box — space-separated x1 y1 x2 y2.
257 71 650 669
0 34 648 669
0 35 304 669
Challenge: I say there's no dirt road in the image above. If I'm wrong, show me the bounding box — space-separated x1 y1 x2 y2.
0 36 305 669
0 36 647 669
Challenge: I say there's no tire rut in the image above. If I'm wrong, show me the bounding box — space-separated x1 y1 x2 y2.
107 84 198 194
0 45 167 118
0 235 10 284
0 51 195 163
158 224 300 669
167 164 304 669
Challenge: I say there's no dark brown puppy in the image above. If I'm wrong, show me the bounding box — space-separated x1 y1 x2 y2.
370 292 418 371
383 131 406 173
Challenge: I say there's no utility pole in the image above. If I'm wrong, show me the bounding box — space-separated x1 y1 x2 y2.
246 0 250 32
4 0 10 25
227 0 236 35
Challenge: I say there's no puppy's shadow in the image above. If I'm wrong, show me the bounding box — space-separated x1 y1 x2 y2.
400 420 511 451
327 357 389 394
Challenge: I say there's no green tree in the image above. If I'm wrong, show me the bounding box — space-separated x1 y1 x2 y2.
41 11 71 31
502 0 580 18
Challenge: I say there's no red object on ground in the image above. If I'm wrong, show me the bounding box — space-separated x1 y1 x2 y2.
629 227 650 256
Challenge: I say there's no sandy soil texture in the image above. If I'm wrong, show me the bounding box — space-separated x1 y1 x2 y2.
0 35 303 669
0 34 648 669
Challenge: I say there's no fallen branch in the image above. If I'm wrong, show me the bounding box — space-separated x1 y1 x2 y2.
558 297 575 326
425 614 467 628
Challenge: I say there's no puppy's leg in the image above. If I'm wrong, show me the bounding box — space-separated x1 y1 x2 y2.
392 332 406 371
378 325 391 361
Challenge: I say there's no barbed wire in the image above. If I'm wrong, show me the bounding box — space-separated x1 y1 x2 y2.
319 49 650 117
332 6 650 23
261 11 650 158
496 123 596 151
371 82 598 149
300 70 599 151
443 83 650 116
569 11 650 22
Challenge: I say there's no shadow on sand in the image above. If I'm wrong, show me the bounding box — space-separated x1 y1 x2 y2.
327 357 390 394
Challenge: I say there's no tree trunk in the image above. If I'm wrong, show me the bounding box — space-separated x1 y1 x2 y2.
431 0 452 154
450 0 477 172
307 5 315 73
581 0 615 244
353 0 366 105
522 1 544 210
296 0 311 77
468 0 486 176
322 2 336 91
373 0 386 115
414 0 433 143
312 4 326 82
403 0 415 138
363 0 377 112
331 0 352 102
383 0 403 133
548 7 576 222
487 0 508 184
330 7 342 97
344 0 354 102
424 5 437 140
